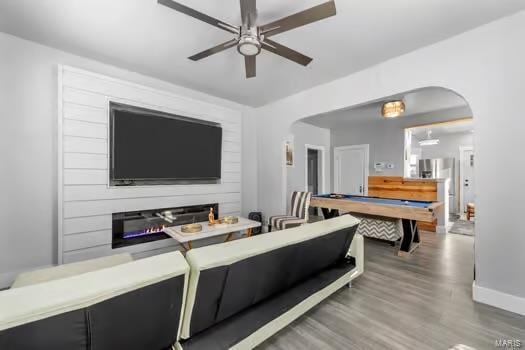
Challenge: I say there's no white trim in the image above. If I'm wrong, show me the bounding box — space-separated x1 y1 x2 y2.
403 129 412 178
304 144 326 195
473 281 525 316
333 144 369 196
459 145 474 213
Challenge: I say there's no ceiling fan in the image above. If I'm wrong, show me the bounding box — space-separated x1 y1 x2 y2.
157 0 337 78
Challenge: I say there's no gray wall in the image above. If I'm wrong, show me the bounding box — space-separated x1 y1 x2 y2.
0 32 252 287
329 107 472 178
331 120 405 176
286 122 331 208
416 132 473 160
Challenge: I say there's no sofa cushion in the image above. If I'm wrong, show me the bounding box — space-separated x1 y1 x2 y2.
11 253 133 288
180 258 357 350
182 215 360 338
0 309 88 350
0 251 188 350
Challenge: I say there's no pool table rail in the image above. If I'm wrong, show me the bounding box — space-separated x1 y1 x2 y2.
310 196 443 222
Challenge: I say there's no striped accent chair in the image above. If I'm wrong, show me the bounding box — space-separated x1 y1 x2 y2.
268 191 312 232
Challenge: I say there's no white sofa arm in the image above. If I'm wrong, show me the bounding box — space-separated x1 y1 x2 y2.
348 233 364 275
0 251 189 333
11 253 133 289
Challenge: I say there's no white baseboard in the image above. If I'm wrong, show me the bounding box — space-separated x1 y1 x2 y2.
436 225 447 234
473 281 525 316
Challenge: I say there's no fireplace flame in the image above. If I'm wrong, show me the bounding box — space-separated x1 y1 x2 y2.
123 224 167 239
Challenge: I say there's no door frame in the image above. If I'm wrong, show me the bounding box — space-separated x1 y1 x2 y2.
333 144 370 196
304 144 326 194
459 145 474 213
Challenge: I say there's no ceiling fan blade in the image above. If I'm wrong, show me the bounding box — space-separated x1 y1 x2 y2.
259 1 336 37
158 0 239 34
189 39 238 61
240 0 257 29
245 55 256 78
262 39 312 66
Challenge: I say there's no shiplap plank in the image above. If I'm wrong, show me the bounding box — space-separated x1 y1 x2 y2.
223 162 241 173
63 103 107 124
63 87 107 109
217 202 241 214
63 230 112 251
63 169 239 186
63 245 112 264
223 130 241 142
63 69 241 125
132 246 179 260
64 215 112 235
64 119 107 139
64 136 107 154
60 67 244 262
64 169 107 185
222 172 241 183
64 153 108 170
223 152 241 163
64 193 241 218
64 183 240 202
223 141 240 153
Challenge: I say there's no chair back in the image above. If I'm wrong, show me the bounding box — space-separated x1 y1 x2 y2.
289 191 312 221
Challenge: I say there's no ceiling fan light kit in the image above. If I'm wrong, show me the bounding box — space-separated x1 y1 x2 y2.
237 35 261 56
158 0 337 78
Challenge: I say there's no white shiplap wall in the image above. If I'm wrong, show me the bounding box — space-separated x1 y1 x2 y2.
58 66 242 264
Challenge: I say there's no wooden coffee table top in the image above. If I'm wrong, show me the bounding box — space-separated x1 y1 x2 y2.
164 217 261 243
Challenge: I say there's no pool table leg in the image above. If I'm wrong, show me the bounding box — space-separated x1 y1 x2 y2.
398 219 420 257
321 208 340 219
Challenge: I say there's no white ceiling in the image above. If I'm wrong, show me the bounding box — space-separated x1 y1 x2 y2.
301 87 469 128
1 0 524 106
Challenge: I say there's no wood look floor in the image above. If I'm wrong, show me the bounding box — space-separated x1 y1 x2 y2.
258 233 525 350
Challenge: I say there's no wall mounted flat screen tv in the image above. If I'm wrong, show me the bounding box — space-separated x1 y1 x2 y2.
110 102 222 186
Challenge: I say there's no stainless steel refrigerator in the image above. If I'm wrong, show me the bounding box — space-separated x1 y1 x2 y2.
418 158 456 214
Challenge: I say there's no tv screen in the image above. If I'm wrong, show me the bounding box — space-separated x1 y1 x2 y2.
110 102 222 184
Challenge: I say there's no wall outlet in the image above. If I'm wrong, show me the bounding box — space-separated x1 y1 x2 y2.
374 162 386 171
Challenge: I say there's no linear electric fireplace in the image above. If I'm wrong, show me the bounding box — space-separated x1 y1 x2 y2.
112 203 218 249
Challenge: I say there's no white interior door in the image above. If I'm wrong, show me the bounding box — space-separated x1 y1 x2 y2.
460 147 475 212
334 145 369 195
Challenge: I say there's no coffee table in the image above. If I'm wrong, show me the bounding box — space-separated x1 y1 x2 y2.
164 217 261 251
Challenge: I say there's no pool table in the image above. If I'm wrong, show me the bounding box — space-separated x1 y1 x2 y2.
310 194 443 256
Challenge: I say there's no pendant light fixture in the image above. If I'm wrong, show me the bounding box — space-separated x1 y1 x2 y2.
419 130 440 146
382 100 405 118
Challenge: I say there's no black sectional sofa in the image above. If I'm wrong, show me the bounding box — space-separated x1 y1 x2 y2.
0 215 363 349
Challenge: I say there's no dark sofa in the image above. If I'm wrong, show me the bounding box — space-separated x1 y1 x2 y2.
179 215 362 349
0 215 363 350
0 252 189 350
